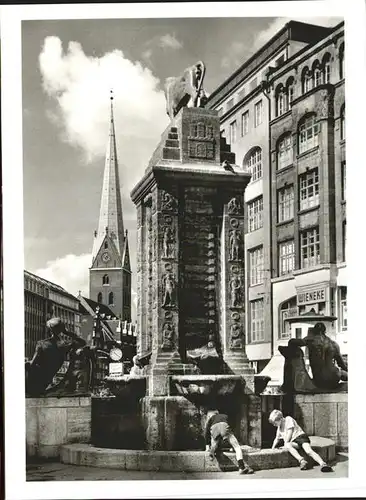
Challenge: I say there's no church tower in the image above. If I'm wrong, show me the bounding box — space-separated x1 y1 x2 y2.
89 92 131 321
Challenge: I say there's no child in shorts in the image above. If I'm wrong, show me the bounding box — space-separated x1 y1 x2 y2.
204 410 254 475
268 409 333 472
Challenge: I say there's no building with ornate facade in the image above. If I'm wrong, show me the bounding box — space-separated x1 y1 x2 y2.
206 20 346 371
89 94 132 322
24 270 81 360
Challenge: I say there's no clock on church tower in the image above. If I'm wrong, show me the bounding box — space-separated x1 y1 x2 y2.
101 251 111 263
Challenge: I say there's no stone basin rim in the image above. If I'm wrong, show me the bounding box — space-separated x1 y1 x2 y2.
104 375 147 382
171 375 244 381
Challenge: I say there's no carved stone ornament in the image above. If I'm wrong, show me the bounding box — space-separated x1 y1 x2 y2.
161 322 174 350
228 197 242 215
230 218 239 229
162 272 176 307
230 323 242 339
162 226 175 259
316 89 334 119
229 229 241 261
161 191 177 212
230 276 242 308
230 338 244 349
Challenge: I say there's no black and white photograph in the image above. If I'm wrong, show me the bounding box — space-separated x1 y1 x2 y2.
2 1 366 498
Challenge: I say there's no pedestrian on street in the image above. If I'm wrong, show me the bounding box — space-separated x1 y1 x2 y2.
269 409 333 472
204 410 254 475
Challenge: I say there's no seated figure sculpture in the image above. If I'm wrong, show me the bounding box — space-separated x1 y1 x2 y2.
25 317 87 397
280 322 348 393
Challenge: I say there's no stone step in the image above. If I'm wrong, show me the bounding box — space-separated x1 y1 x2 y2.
162 147 180 161
165 139 179 148
168 132 178 140
60 437 335 472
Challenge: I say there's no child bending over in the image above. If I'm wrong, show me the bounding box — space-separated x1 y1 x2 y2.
204 410 254 475
269 409 332 472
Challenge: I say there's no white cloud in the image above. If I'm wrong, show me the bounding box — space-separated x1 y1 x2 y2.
39 36 169 191
34 253 138 322
159 33 183 50
34 253 91 297
253 17 343 52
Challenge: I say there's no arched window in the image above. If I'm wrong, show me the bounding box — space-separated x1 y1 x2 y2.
340 105 345 141
277 134 293 170
276 85 287 117
322 53 331 84
302 68 312 93
104 241 108 249
339 43 345 79
279 297 298 340
244 147 262 182
313 61 323 87
97 292 103 304
108 292 114 306
102 274 109 285
298 114 320 154
286 77 295 108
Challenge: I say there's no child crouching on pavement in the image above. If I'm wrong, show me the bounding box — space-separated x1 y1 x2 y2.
204 410 254 475
269 409 333 472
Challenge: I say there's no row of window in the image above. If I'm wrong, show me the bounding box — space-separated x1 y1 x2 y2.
241 111 345 184
228 100 263 144
249 286 347 344
219 43 344 121
248 163 346 232
249 220 346 282
274 55 335 118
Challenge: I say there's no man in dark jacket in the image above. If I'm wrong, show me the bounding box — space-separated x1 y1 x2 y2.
204 410 254 474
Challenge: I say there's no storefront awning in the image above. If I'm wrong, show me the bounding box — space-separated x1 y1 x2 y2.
284 308 337 323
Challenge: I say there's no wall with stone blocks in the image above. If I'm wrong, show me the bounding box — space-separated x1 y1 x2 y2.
294 392 348 450
26 396 91 459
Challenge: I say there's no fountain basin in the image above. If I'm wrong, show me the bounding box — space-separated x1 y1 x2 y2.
103 375 146 399
171 375 243 398
61 436 336 471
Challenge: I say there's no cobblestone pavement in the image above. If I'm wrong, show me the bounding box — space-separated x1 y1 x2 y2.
27 453 348 481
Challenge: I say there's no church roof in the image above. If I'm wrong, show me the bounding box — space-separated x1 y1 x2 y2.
92 93 125 263
79 296 117 319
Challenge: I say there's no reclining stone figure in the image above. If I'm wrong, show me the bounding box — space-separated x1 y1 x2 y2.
25 317 88 397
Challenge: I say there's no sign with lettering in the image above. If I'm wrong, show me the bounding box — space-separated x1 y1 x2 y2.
297 288 326 305
109 362 124 376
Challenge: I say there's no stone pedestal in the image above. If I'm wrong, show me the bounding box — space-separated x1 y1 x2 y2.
131 108 254 382
26 396 91 459
294 391 348 450
131 107 256 450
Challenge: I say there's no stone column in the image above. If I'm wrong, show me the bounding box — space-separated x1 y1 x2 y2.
148 185 182 397
220 193 254 385
135 203 143 355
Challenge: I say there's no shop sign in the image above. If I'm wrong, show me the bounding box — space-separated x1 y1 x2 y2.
109 362 124 376
297 288 326 305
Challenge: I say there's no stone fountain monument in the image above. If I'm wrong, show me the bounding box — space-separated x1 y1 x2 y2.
130 61 259 451
56 63 338 471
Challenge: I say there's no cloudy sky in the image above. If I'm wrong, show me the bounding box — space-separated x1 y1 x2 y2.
22 15 342 313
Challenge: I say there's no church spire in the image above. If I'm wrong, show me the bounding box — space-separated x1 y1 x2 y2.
92 91 125 262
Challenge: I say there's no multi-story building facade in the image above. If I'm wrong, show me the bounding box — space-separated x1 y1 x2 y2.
24 270 81 360
267 22 346 358
206 20 346 370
